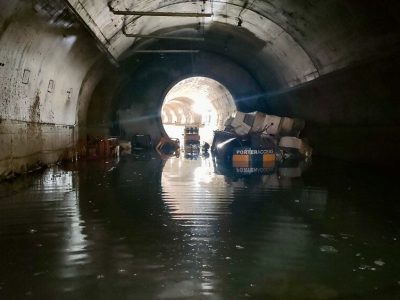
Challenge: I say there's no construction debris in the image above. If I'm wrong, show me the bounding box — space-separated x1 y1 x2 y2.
211 111 312 167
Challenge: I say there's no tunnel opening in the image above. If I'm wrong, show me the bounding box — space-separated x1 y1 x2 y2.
161 76 237 146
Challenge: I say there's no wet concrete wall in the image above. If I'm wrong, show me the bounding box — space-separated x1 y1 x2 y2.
266 52 400 167
0 120 74 175
0 1 100 178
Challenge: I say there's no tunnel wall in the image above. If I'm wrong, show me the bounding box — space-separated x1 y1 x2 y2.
266 52 400 168
0 1 100 178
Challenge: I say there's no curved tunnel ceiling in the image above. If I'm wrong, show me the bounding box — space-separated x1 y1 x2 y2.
68 0 318 88
118 3 319 87
66 0 400 90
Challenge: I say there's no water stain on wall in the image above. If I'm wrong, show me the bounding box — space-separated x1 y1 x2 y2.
30 90 41 122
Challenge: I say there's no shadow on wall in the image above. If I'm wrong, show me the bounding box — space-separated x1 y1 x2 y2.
266 52 400 168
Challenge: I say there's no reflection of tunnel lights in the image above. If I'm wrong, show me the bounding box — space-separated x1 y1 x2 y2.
216 138 237 149
62 35 77 51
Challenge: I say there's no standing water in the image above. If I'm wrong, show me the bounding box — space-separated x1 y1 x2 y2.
0 153 399 299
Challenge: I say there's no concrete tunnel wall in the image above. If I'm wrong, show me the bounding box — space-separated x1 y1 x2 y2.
266 52 400 168
0 1 102 178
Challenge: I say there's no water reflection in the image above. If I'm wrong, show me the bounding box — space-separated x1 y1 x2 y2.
0 154 399 299
162 156 232 220
160 156 330 299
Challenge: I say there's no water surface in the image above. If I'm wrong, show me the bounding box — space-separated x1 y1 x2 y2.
0 154 399 299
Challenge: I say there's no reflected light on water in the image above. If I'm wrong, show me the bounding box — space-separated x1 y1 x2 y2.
162 156 234 220
1 155 399 299
41 169 89 278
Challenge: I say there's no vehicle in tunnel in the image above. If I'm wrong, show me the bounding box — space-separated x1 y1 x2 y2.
183 126 200 153
211 111 311 167
155 136 180 158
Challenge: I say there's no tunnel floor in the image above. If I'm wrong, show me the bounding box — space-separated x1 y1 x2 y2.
0 154 399 299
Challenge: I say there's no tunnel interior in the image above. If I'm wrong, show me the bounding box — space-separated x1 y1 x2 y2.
161 76 236 145
1 0 400 175
1 1 400 298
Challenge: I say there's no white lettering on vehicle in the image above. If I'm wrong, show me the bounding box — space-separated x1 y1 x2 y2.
235 149 274 155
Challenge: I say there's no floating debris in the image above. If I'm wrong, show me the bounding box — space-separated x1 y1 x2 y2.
374 260 385 267
320 234 335 240
235 245 245 250
320 245 338 253
340 233 354 240
358 264 376 271
106 167 116 172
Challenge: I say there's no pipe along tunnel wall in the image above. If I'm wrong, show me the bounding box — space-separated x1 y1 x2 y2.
1 0 400 178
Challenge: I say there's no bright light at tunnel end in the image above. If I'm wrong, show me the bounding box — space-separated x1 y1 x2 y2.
161 77 236 144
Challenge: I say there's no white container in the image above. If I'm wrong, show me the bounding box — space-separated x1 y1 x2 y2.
279 136 303 150
279 117 295 136
263 115 282 135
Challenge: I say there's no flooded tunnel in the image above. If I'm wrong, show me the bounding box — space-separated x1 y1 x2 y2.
1 0 400 299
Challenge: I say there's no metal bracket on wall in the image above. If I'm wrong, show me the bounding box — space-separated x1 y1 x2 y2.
48 80 55 93
122 27 204 41
131 50 200 53
22 69 30 84
124 33 205 41
66 88 73 101
108 2 213 17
